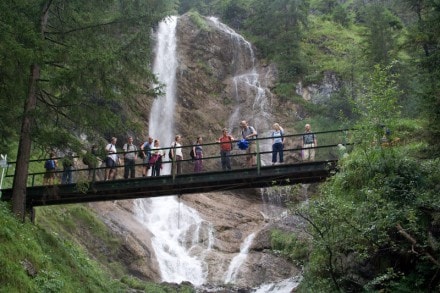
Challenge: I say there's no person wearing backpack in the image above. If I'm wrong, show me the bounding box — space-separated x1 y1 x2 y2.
61 152 75 184
217 128 235 171
193 136 203 173
140 136 153 177
43 151 58 185
271 123 285 165
302 123 317 161
122 136 138 179
240 120 258 167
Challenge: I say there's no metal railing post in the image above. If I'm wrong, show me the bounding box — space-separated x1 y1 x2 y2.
256 139 261 174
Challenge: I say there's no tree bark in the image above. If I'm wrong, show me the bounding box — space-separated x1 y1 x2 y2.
12 64 40 220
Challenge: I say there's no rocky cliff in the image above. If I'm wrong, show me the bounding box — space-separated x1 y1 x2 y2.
86 14 310 289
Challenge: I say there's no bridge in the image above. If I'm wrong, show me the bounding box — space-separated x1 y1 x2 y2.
0 129 350 209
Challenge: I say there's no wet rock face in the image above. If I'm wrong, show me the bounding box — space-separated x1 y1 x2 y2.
174 14 279 145
87 14 305 289
90 191 302 288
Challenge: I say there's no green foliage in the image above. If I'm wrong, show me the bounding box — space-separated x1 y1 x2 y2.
271 229 310 265
352 63 401 149
0 201 129 292
0 0 177 157
0 202 197 292
188 10 211 31
289 63 440 292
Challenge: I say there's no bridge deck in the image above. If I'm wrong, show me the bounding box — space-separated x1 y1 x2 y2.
1 160 337 207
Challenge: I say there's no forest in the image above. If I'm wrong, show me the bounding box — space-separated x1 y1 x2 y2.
0 0 439 292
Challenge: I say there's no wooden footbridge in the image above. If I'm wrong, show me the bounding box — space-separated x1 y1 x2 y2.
0 129 350 208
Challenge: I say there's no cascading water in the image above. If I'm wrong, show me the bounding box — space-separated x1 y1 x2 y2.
149 16 178 172
208 17 272 149
133 197 213 286
130 15 299 292
224 232 256 283
133 16 213 286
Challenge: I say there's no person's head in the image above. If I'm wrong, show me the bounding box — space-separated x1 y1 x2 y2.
222 128 229 135
127 136 133 144
148 136 153 143
111 137 117 144
175 134 181 142
240 120 247 129
305 124 311 131
49 151 56 158
273 123 280 130
154 139 159 146
196 136 202 143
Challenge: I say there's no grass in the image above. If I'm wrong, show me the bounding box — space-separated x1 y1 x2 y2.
0 201 196 292
0 202 127 292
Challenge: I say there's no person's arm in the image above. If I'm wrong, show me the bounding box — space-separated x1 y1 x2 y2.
123 144 128 158
251 127 257 138
314 135 317 146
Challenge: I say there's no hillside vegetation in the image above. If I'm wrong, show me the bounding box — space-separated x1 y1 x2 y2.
1 0 439 292
0 201 195 292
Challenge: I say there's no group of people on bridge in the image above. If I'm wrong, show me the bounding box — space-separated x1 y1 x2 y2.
42 121 317 185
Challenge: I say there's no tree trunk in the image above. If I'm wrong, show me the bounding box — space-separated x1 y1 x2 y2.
12 64 40 220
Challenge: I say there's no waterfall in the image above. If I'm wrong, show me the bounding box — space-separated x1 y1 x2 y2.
128 15 299 291
149 16 178 174
224 232 256 284
208 17 272 161
134 16 213 286
134 197 213 286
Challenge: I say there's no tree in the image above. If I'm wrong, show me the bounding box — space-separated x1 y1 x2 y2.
0 0 176 219
244 0 309 81
360 3 403 66
291 65 440 292
403 0 440 155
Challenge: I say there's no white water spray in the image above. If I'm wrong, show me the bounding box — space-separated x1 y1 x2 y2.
208 17 272 160
149 16 178 174
134 16 213 286
134 197 213 286
131 15 299 291
224 232 256 283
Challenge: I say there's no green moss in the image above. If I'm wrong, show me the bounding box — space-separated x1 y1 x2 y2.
188 10 211 32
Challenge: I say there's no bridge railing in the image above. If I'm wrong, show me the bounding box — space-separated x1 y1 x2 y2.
1 129 352 188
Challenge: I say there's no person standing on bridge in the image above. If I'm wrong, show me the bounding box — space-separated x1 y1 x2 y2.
240 120 258 167
217 128 234 171
122 136 137 179
193 136 203 173
140 136 153 177
302 123 317 161
271 123 285 165
150 139 164 176
170 134 183 175
43 151 58 185
61 152 75 184
104 137 119 180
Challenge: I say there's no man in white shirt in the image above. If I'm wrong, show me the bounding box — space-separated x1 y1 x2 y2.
105 137 119 180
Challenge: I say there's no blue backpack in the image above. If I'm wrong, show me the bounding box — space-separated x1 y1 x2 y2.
44 159 55 170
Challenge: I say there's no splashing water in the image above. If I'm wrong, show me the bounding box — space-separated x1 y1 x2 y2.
224 232 256 283
134 197 213 286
